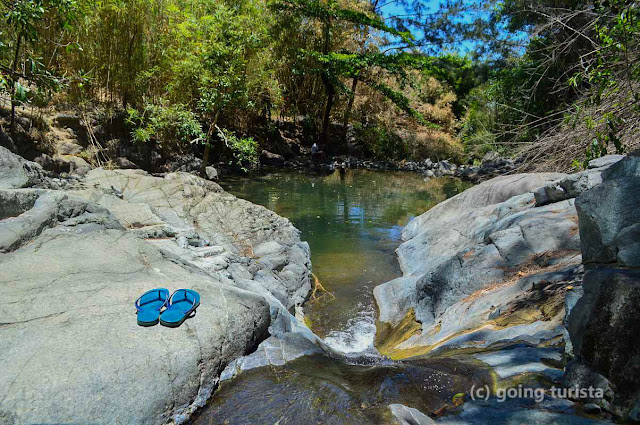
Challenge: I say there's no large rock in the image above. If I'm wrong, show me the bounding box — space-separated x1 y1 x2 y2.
0 145 42 189
374 172 582 359
0 229 271 424
0 167 315 424
575 155 640 266
259 150 285 167
566 154 640 419
533 158 622 206
0 189 121 253
78 169 311 309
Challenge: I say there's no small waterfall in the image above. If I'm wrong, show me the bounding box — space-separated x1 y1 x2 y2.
322 304 385 362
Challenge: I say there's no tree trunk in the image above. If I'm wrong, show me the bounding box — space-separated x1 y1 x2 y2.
201 143 212 178
320 84 335 146
200 112 220 178
10 33 23 132
319 18 333 146
342 76 359 143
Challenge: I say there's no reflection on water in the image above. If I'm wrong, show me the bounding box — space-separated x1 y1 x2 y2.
192 355 492 425
220 169 471 351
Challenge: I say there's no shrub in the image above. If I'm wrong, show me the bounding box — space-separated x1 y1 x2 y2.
126 103 204 153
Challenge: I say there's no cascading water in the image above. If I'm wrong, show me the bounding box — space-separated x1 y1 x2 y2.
323 303 378 355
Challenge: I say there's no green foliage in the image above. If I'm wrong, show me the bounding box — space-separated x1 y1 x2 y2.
355 123 407 160
1 0 77 113
421 54 488 116
271 0 439 144
270 0 413 43
126 103 204 152
568 0 639 161
460 85 501 158
1 0 472 163
217 127 259 171
192 3 269 121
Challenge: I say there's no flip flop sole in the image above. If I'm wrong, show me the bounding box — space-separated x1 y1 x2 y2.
160 302 200 328
137 318 160 327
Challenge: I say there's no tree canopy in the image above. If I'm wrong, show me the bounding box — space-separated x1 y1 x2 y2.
1 0 637 170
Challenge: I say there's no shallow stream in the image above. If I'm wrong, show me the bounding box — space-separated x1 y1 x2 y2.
193 169 476 423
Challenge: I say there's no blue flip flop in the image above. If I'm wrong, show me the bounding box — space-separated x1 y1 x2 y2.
135 288 170 327
160 289 200 328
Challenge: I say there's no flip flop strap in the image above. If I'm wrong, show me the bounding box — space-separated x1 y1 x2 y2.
169 290 196 313
135 290 168 312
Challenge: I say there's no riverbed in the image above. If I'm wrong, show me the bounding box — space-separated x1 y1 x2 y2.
188 170 477 424
219 169 471 353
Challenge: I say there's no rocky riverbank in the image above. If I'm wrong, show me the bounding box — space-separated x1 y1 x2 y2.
374 152 639 422
258 150 518 183
2 136 637 424
0 109 516 185
0 146 319 424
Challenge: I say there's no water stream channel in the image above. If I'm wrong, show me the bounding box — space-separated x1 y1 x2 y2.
192 169 483 424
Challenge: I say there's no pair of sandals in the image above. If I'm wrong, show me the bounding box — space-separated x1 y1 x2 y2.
135 288 200 328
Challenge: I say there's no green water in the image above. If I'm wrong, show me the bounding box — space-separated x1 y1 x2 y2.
191 170 476 425
220 169 471 352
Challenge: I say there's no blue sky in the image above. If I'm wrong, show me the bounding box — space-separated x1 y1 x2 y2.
378 0 525 57
378 0 480 55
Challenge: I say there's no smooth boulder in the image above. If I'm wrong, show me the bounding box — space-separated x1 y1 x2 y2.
0 145 42 189
0 165 314 424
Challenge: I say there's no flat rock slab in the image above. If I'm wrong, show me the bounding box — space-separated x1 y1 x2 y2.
0 229 271 424
474 346 564 381
0 159 314 424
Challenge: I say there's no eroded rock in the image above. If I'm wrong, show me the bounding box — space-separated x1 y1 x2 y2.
0 163 315 424
374 172 580 359
0 230 271 424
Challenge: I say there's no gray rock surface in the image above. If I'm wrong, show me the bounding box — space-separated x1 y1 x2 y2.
562 359 614 411
205 165 218 180
115 156 139 169
78 168 312 309
475 346 564 381
534 155 624 207
389 404 435 425
563 155 640 420
0 145 42 189
567 268 640 417
374 172 581 357
0 230 271 424
0 152 316 424
575 155 640 266
259 150 285 167
588 155 624 169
